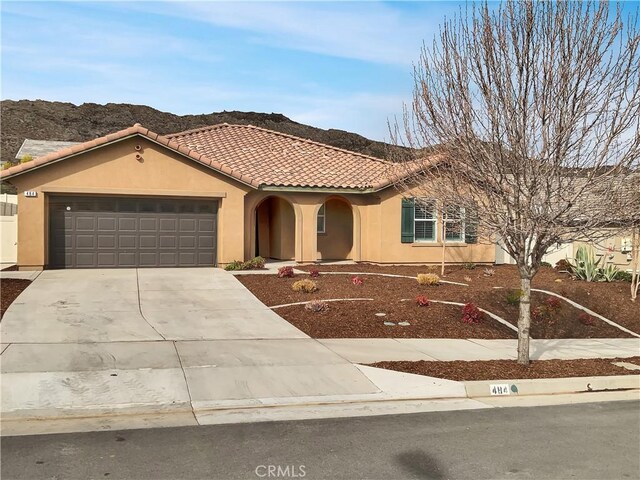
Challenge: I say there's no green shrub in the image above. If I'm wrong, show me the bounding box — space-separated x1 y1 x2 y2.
224 256 265 271
245 256 266 269
417 273 440 285
463 262 477 270
505 289 522 306
20 154 33 164
540 261 552 268
224 260 244 271
292 279 318 293
615 271 633 282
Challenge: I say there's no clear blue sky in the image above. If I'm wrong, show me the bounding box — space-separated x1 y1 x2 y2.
1 1 468 141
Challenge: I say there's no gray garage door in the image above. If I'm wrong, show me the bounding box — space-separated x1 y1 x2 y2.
49 196 218 268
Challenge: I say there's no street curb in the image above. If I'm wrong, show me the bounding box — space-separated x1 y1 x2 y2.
2 374 638 436
464 374 640 398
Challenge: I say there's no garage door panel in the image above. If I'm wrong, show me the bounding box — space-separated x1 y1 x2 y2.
118 252 136 267
198 235 215 248
198 252 215 264
159 218 177 231
76 235 95 249
139 218 158 231
118 217 137 231
75 252 96 267
49 197 217 268
139 252 158 266
75 217 96 231
159 236 177 248
98 235 116 248
179 236 196 248
118 235 137 248
97 252 117 267
179 252 196 265
159 252 177 265
179 219 196 232
198 219 215 232
97 217 116 231
139 235 157 248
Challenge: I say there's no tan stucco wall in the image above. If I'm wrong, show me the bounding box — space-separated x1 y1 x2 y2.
245 188 494 265
317 198 353 260
575 231 635 270
7 135 251 268
359 186 495 264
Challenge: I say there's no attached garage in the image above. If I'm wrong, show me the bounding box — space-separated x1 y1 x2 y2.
49 196 218 268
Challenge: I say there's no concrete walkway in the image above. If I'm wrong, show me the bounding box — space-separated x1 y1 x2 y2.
318 338 640 363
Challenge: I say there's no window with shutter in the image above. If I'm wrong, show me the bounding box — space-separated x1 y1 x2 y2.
414 199 437 242
401 198 415 243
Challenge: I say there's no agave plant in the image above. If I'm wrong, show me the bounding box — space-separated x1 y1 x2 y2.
567 246 602 282
599 263 620 282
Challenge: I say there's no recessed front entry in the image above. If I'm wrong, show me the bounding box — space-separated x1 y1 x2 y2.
48 196 218 268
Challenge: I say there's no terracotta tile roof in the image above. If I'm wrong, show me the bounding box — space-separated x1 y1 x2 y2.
1 123 433 191
166 124 397 190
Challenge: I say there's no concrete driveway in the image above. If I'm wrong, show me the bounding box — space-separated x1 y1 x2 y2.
1 268 307 343
1 269 391 433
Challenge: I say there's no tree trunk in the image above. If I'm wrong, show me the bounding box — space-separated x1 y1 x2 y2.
441 212 446 277
517 276 532 365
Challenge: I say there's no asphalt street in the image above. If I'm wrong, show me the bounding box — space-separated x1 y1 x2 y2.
2 401 639 480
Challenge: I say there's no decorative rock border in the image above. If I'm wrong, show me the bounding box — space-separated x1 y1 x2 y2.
270 298 374 309
298 270 469 286
400 298 518 334
531 288 640 338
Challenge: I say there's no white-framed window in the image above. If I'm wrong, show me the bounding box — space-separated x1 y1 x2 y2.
414 199 437 242
444 205 465 242
317 203 326 234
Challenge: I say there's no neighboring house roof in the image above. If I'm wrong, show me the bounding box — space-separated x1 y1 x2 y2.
1 123 431 192
15 139 82 160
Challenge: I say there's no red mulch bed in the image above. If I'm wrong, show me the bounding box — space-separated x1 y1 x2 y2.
295 264 639 335
370 357 640 381
237 271 633 339
274 300 515 339
0 279 31 319
1 265 18 271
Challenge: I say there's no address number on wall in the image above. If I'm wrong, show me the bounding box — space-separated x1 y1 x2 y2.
24 191 37 197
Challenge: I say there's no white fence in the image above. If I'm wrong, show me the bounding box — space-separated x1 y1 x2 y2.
0 215 17 263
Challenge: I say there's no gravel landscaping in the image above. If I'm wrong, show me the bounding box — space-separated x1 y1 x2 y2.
1 279 31 319
369 357 640 381
237 265 636 339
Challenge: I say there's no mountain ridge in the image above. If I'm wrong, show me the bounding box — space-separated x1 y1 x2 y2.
1 99 401 165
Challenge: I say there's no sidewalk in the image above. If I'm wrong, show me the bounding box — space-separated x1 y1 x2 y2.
318 338 640 363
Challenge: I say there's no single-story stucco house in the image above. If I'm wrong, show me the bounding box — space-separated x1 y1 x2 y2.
0 123 494 270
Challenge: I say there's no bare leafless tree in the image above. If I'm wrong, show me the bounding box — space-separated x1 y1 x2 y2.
390 0 640 364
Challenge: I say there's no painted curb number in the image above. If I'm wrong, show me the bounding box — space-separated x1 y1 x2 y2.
490 384 511 396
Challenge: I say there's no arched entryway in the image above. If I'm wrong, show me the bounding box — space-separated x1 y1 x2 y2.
254 196 296 260
316 197 354 260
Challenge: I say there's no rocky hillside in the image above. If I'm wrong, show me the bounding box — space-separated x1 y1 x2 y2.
1 99 402 165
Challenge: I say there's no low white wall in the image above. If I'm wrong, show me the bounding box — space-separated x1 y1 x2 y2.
0 216 18 263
